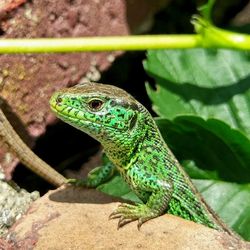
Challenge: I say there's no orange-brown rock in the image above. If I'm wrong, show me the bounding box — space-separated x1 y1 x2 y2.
6 187 249 250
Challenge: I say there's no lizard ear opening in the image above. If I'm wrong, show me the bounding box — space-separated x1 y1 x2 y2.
129 113 137 130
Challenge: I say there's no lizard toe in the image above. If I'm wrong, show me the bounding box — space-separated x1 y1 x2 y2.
67 178 87 187
118 217 137 229
110 203 158 229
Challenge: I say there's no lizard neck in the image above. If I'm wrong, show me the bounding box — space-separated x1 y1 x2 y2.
103 104 149 168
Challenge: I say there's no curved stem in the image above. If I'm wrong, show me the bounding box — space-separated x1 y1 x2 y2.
192 16 250 50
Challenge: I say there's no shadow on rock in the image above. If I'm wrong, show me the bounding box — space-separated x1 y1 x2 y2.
49 185 125 204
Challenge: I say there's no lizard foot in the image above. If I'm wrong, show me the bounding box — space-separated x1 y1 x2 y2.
67 178 87 187
109 203 158 229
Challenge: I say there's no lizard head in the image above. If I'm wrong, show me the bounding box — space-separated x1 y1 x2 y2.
50 82 149 158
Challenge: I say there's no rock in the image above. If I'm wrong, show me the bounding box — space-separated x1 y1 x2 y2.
0 169 39 236
5 186 249 250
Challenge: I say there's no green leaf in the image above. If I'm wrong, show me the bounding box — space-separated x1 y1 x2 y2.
156 116 250 239
194 179 250 240
181 160 218 180
156 117 250 183
144 49 250 138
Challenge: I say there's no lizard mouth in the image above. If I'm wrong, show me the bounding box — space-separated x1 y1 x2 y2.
50 93 127 132
50 95 104 132
50 93 85 124
50 104 80 123
50 103 103 135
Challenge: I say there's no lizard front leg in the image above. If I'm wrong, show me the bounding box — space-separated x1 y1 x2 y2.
110 165 173 229
68 154 116 188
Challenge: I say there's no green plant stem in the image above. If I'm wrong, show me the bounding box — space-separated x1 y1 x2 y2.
1 17 250 53
0 35 200 53
192 16 250 50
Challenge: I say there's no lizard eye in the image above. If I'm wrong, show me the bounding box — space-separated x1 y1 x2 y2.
88 99 104 111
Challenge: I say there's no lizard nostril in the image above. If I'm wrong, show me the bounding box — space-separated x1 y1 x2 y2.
56 97 62 104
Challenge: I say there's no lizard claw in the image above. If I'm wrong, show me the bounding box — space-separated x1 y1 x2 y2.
109 211 122 220
137 217 151 230
118 217 137 229
66 178 87 187
109 203 158 229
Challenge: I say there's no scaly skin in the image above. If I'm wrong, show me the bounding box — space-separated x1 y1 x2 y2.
0 103 66 187
50 82 234 234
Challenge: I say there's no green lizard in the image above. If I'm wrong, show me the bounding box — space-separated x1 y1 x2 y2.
49 82 235 235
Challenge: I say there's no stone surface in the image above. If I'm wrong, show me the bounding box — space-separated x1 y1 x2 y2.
232 1 250 26
5 186 249 250
0 169 39 237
